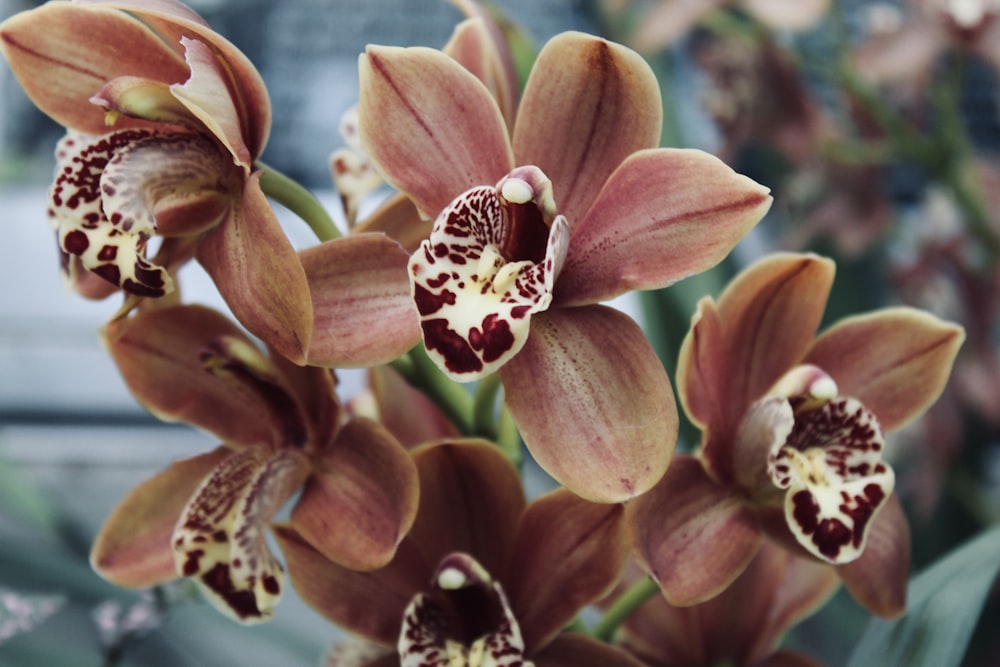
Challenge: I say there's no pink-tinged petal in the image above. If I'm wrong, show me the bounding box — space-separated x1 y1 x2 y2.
407 441 526 577
409 182 569 381
291 417 419 571
443 17 518 129
555 148 772 307
364 366 461 448
49 130 179 298
103 304 288 447
630 0 722 52
836 493 910 618
499 306 676 503
697 254 835 481
352 192 430 254
804 307 965 432
91 447 230 588
676 296 726 432
170 37 253 166
772 397 894 564
0 3 189 134
758 651 827 667
512 32 662 226
504 490 627 653
196 172 313 365
87 0 273 157
744 0 830 31
301 233 420 368
628 455 763 606
534 633 648 667
358 45 513 218
274 523 428 645
90 76 197 126
173 447 309 624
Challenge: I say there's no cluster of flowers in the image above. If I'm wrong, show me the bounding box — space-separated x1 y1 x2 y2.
0 1 968 665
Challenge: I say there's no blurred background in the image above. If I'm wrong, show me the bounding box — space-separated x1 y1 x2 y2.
1 0 999 665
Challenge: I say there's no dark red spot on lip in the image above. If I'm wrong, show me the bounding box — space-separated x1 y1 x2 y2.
63 230 90 255
421 318 483 375
468 313 514 363
414 283 456 316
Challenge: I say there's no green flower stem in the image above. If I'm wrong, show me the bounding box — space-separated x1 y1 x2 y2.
473 372 503 439
592 576 661 643
397 344 475 435
495 403 522 468
257 161 341 242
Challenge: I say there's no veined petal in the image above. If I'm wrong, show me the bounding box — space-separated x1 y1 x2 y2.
91 447 231 588
359 44 513 218
0 3 189 134
533 633 648 667
804 307 965 432
504 490 627 653
772 397 894 564
352 192 430 254
173 447 309 624
499 306 677 503
627 455 763 606
301 233 420 368
103 304 289 447
170 37 254 167
512 32 662 225
698 253 835 479
291 417 419 572
443 17 518 129
364 366 462 448
49 130 174 298
556 148 772 307
196 172 313 364
835 493 909 618
407 441 526 577
409 185 569 381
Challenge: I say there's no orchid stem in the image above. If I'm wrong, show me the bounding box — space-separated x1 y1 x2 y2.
257 162 341 242
591 576 660 643
402 344 475 435
473 374 522 466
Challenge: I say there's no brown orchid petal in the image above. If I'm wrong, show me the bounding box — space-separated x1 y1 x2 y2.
555 148 772 307
628 455 763 606
0 3 189 134
274 523 428 645
366 366 461 448
836 492 909 618
744 0 830 31
408 440 526 576
676 295 726 433
90 76 195 126
499 306 677 503
301 233 420 368
534 632 648 667
269 355 339 450
196 171 313 365
91 447 231 588
505 489 628 653
630 0 722 52
359 45 513 218
291 417 419 571
443 17 518 129
700 253 835 478
804 307 965 432
170 37 253 167
104 304 288 446
92 0 273 157
174 447 310 623
352 192 430 254
758 650 827 667
512 32 662 226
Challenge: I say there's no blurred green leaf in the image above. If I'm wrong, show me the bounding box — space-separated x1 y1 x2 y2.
846 522 1000 667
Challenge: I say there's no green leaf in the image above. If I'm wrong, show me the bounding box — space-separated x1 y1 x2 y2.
846 523 1000 667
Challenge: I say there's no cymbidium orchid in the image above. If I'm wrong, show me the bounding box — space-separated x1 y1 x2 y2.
90 304 419 624
616 543 839 667
0 0 312 362
628 253 964 617
357 30 772 502
274 439 643 666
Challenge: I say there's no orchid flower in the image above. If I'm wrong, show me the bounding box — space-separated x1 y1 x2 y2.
628 253 964 617
275 440 642 666
90 304 419 624
0 0 312 362
617 543 839 667
356 31 771 502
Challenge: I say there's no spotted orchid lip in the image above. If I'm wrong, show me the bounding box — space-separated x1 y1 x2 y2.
408 167 569 382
